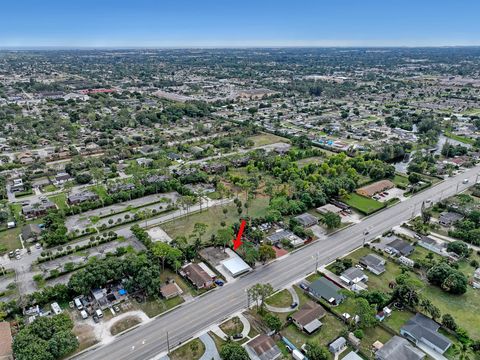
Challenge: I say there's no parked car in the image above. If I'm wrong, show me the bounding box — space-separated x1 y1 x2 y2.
15 255 21 260
215 280 224 287
290 301 298 308
80 310 88 319
93 315 100 323
8 251 14 258
463 178 469 184
35 243 41 249
113 305 120 313
233 333 243 339
96 309 103 318
414 233 422 240
15 249 21 255
299 283 308 290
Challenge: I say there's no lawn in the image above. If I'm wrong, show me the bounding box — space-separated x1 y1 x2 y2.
281 313 347 349
384 309 416 333
136 295 184 318
89 184 108 200
162 195 269 242
43 184 57 193
49 193 68 210
170 338 205 360
248 133 289 147
359 326 393 357
341 193 385 215
265 289 293 308
392 174 409 189
110 315 142 335
444 131 476 145
219 316 243 337
0 227 22 252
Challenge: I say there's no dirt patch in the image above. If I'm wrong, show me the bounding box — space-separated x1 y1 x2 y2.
73 323 98 353
110 315 142 335
219 316 243 337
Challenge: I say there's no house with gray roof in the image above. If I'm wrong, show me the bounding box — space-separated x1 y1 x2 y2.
400 313 452 354
340 267 368 286
360 253 386 275
21 224 43 242
438 212 464 227
308 277 345 305
376 335 425 360
266 229 304 248
67 191 99 205
385 238 414 257
293 213 318 228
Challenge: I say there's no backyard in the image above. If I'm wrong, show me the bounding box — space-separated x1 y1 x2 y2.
248 133 289 147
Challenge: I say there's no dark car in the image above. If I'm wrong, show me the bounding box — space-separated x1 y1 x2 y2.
215 280 224 287
93 315 100 323
290 302 298 308
299 283 308 290
233 333 243 339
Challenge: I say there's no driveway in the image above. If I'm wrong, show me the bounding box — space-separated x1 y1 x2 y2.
265 287 299 313
198 333 220 360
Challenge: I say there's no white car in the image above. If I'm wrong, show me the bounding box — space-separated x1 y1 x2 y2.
463 179 469 184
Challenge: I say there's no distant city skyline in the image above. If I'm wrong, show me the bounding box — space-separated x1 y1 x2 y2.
1 0 479 48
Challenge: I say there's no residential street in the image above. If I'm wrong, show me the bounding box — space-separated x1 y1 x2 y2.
73 166 480 360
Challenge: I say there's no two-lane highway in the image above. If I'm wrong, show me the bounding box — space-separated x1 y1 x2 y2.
74 166 480 360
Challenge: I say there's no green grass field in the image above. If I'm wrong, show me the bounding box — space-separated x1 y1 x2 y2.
444 131 475 145
265 289 293 308
393 174 409 188
48 193 68 210
0 227 22 252
248 133 289 147
341 193 385 215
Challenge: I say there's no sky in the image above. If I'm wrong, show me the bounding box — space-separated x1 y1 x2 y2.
1 0 480 48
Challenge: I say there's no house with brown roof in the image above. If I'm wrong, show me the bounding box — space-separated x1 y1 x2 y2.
0 322 13 360
246 334 282 360
160 282 183 299
181 262 214 289
292 301 326 334
356 180 395 198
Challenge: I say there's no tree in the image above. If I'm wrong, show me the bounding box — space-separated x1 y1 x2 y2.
305 341 330 360
442 272 468 295
217 228 234 252
12 313 78 360
354 297 378 329
442 314 457 331
263 312 282 332
322 211 341 229
259 244 276 264
451 343 474 360
220 341 250 360
408 173 422 185
191 222 208 243
446 241 470 258
247 283 274 313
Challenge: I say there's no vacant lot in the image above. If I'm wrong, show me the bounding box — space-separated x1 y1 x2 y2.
110 315 142 335
162 196 269 241
341 193 385 215
249 133 289 147
49 193 68 210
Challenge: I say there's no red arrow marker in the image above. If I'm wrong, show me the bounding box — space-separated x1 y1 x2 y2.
233 219 246 250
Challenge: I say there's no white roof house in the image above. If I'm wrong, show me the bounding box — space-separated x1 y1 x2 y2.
221 257 251 277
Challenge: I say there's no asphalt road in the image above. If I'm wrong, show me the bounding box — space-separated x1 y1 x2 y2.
74 166 480 360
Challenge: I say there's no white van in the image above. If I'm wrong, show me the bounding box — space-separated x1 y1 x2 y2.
80 310 88 319
96 309 103 318
51 302 62 315
74 298 83 310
